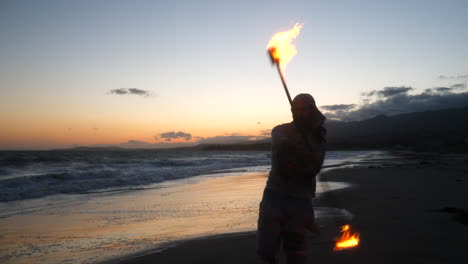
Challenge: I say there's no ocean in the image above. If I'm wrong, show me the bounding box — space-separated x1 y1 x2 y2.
0 149 398 263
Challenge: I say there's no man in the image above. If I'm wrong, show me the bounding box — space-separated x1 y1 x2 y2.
257 93 326 264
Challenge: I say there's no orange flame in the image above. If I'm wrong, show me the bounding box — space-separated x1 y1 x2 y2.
267 23 303 73
334 225 360 250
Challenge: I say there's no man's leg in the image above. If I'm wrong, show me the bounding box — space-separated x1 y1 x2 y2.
257 194 282 264
283 231 307 264
283 199 315 264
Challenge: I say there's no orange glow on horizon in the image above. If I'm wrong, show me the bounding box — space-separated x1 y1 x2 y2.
0 121 272 150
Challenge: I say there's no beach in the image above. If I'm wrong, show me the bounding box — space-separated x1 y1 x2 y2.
0 150 377 264
116 153 468 264
1 151 467 264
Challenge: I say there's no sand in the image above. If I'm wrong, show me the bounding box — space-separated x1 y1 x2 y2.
115 154 468 264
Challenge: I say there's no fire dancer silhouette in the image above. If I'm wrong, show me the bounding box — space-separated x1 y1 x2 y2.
257 93 326 264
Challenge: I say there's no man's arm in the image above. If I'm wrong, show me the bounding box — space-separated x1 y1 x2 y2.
272 125 326 178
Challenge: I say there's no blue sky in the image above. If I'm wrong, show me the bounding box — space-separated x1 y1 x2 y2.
1 0 467 149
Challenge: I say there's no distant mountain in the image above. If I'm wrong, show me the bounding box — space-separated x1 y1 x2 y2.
194 138 271 151
59 146 126 151
326 106 468 152
198 107 468 152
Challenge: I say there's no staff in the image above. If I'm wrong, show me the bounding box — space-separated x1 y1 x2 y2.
268 46 294 108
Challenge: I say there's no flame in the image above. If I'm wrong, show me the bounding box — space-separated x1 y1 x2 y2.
334 225 360 250
267 23 303 73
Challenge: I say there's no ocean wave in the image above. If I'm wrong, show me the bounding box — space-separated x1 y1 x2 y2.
0 150 270 202
0 150 395 202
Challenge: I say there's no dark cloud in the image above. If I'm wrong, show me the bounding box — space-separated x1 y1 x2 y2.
320 104 356 111
450 83 467 90
128 88 150 96
434 87 452 93
109 88 151 97
438 74 468 80
363 86 413 98
324 87 468 121
425 83 467 94
110 88 128 95
158 131 192 141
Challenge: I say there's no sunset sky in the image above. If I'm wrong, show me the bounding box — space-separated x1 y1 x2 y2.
1 0 468 150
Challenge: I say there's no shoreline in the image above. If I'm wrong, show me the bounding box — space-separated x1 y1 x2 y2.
114 154 468 264
1 151 362 264
101 170 353 264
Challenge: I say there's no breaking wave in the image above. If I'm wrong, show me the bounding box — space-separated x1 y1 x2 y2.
0 150 270 202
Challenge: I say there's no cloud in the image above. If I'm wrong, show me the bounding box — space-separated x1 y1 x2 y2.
157 131 193 141
109 88 152 97
363 86 413 98
438 74 468 80
450 82 466 89
128 88 150 96
320 104 356 111
434 87 452 93
110 88 128 95
323 86 468 121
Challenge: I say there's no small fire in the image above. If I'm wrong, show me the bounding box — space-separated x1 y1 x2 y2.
267 23 303 73
334 225 360 250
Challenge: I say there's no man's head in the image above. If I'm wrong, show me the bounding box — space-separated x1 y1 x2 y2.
292 93 325 131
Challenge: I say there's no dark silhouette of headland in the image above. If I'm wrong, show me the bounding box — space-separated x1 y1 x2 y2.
199 106 468 153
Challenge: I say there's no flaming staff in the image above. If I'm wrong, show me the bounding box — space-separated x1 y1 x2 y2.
267 23 303 109
266 23 360 251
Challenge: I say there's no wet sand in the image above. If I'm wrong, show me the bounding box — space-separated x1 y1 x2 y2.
0 172 270 264
0 169 347 264
116 154 468 264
